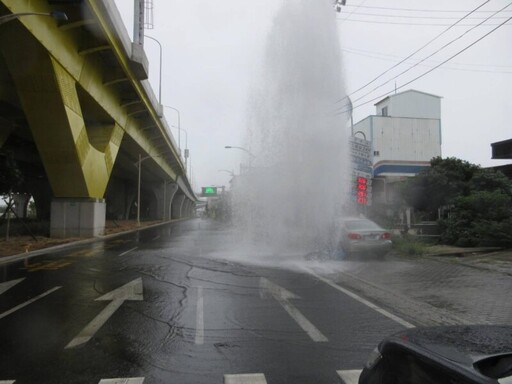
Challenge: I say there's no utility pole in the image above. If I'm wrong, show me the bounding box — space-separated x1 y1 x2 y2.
133 0 144 45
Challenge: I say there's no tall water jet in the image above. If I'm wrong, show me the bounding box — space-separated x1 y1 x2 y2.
233 0 350 255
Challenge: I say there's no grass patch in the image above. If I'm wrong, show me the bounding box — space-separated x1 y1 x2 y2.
392 235 428 256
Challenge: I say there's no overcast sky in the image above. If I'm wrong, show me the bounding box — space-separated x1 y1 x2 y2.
113 0 512 191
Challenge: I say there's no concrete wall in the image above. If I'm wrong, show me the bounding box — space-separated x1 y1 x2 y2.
50 198 106 238
375 90 441 120
372 116 441 163
353 115 441 177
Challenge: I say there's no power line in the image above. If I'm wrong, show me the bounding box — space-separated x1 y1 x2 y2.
335 14 512 116
343 4 512 13
337 1 512 111
341 48 512 74
340 11 512 20
342 46 512 69
335 0 492 105
338 0 369 23
336 17 511 27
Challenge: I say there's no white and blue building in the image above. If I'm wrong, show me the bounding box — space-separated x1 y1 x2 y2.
352 89 442 206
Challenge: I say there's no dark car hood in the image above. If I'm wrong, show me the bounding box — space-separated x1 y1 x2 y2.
385 325 512 366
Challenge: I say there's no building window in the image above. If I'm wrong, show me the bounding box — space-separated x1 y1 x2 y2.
374 150 380 156
381 107 388 116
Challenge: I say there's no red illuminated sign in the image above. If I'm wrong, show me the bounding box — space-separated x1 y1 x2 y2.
356 177 368 205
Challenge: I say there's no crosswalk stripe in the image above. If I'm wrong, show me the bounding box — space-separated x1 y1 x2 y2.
2 369 359 383
224 373 267 384
337 369 362 384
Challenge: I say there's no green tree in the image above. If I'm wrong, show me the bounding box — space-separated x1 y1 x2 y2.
0 152 24 194
441 190 512 247
401 157 479 216
469 168 512 196
401 157 512 247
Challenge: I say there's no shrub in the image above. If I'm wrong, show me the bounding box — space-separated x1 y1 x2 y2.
392 235 427 256
440 191 512 247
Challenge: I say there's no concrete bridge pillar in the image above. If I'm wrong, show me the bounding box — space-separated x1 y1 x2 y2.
163 183 178 220
12 194 30 218
183 199 194 217
171 194 186 219
50 198 106 238
2 34 123 237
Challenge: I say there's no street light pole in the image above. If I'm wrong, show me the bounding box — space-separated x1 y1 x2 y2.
137 153 142 226
224 145 256 168
144 35 162 104
224 146 255 157
218 169 235 177
164 105 181 152
0 11 68 25
173 125 188 172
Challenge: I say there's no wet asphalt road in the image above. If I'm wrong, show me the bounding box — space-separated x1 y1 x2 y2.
0 219 406 384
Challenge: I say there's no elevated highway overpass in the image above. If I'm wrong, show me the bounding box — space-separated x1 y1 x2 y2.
0 0 197 237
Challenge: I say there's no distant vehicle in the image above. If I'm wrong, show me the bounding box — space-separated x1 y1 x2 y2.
359 325 512 384
336 217 392 258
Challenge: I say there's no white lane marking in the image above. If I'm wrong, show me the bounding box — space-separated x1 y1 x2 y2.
337 369 362 384
0 278 25 295
260 278 328 342
306 269 415 329
0 380 15 383
152 235 160 241
195 286 204 345
119 247 138 257
66 278 143 349
98 379 144 384
0 286 62 320
224 373 267 384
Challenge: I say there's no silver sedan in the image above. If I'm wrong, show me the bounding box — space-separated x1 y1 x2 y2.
336 217 392 258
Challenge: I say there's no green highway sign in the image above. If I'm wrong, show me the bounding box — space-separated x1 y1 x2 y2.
201 186 218 196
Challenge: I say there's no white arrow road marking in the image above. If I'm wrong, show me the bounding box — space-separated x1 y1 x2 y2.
119 247 138 257
195 286 204 345
305 269 415 329
98 378 144 384
0 278 25 295
66 278 143 349
224 373 267 384
337 369 362 384
259 278 328 342
0 286 62 320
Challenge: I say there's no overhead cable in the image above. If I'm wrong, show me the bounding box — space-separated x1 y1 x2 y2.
335 0 493 105
335 15 512 116
343 4 511 13
337 1 512 111
340 11 512 20
341 47 512 73
336 18 511 26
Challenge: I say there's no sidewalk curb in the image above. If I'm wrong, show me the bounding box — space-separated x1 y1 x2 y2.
0 219 188 265
424 247 502 258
